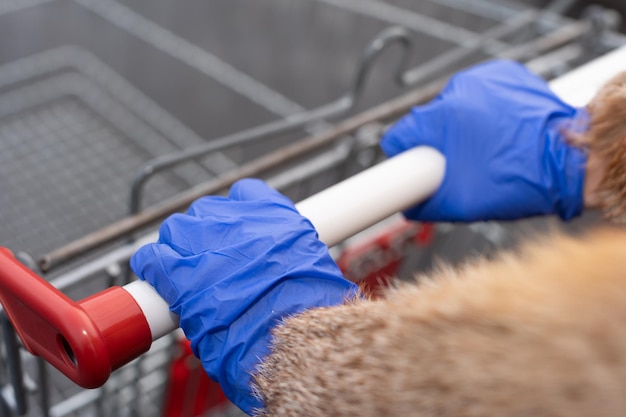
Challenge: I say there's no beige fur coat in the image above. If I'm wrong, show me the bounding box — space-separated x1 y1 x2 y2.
252 71 626 417
254 229 626 417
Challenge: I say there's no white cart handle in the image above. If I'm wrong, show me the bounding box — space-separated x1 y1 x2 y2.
125 146 444 339
0 146 444 388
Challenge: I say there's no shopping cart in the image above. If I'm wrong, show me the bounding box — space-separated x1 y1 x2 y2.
0 0 624 416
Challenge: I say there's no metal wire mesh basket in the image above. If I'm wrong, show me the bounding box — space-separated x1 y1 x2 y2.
0 0 624 416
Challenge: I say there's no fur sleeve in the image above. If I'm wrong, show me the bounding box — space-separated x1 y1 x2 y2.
572 71 626 221
252 229 626 417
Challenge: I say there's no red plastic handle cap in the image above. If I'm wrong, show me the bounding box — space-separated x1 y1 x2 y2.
0 248 152 388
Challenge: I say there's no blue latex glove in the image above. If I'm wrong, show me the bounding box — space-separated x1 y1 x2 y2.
130 179 357 415
382 59 588 222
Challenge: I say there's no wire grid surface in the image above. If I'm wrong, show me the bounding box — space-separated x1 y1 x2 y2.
0 97 188 257
0 44 243 261
0 0 622 416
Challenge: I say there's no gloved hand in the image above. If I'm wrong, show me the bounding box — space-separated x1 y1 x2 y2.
130 179 358 415
381 59 588 222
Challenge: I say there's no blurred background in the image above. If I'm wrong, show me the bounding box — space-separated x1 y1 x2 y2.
0 1 625 416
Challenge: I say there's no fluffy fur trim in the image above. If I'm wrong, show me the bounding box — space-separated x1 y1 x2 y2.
253 229 626 417
570 71 626 221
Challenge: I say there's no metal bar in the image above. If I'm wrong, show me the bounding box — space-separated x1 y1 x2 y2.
128 111 333 214
36 358 49 417
129 26 412 214
313 0 508 52
37 78 445 272
402 9 539 85
46 336 172 417
0 45 237 178
267 139 361 195
0 395 8 417
45 139 363 292
37 19 591 272
74 0 305 117
428 0 523 21
499 19 589 61
546 0 577 15
48 389 101 417
0 0 56 15
525 43 584 77
603 31 626 49
0 315 26 415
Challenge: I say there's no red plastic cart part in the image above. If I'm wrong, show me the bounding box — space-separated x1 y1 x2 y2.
337 221 434 295
0 248 152 388
163 338 228 417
